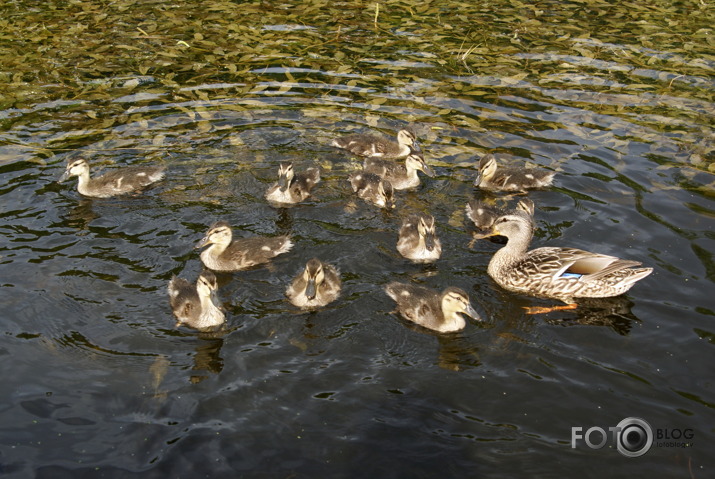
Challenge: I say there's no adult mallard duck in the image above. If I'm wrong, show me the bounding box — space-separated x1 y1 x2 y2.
286 258 342 309
363 150 434 190
348 172 395 209
265 162 320 205
332 129 419 159
168 270 225 330
195 221 293 272
474 155 554 193
397 213 442 263
385 282 480 333
58 157 165 198
476 212 653 313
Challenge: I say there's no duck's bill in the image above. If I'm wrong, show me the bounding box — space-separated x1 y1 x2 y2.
421 162 435 177
425 233 436 251
194 236 211 249
305 278 317 300
471 228 500 240
58 170 71 183
464 303 481 320
278 173 290 192
473 171 483 187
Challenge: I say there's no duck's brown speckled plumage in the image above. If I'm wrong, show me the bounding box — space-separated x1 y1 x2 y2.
348 172 395 209
195 221 293 272
363 151 434 190
332 129 418 159
474 155 554 193
286 258 341 309
479 213 653 300
59 158 165 198
265 162 320 205
385 282 480 333
397 213 441 263
168 270 225 330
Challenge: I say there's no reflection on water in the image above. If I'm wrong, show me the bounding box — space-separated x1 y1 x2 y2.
0 0 713 476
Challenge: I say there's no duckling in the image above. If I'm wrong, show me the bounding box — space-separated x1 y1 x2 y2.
385 282 480 333
397 213 442 263
286 258 342 309
332 129 419 159
195 221 293 272
58 157 165 198
348 172 395 209
465 198 534 231
168 270 225 330
474 155 554 193
475 212 653 312
265 162 320 205
363 150 434 190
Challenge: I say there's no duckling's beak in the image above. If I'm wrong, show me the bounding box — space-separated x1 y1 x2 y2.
425 232 436 251
411 141 423 155
473 171 483 187
463 302 481 320
58 169 71 183
420 162 435 178
209 290 223 310
278 173 290 192
305 277 317 300
195 235 211 249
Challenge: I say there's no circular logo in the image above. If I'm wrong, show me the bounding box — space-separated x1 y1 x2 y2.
616 417 653 457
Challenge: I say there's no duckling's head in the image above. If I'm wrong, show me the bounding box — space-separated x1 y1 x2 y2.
196 270 219 297
277 162 295 192
378 178 395 209
405 153 434 177
396 129 417 148
441 287 480 321
302 258 325 300
59 158 90 182
474 154 498 185
515 198 535 217
417 215 438 251
195 221 233 249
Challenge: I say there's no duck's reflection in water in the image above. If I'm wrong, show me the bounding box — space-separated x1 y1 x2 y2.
189 334 225 384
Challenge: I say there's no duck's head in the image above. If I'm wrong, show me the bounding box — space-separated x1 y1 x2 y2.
302 258 326 300
195 221 233 249
474 154 498 185
378 178 395 209
405 152 434 177
196 270 219 297
59 158 90 182
441 287 480 321
396 129 418 149
277 162 295 192
474 213 533 241
417 215 438 251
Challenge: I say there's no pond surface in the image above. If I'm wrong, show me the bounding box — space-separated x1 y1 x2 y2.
1 0 713 477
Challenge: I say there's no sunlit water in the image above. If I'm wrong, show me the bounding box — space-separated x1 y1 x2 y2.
1 1 713 477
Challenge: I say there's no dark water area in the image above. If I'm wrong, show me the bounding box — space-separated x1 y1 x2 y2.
1 0 713 477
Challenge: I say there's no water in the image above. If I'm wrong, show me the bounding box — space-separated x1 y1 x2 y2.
1 0 713 477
